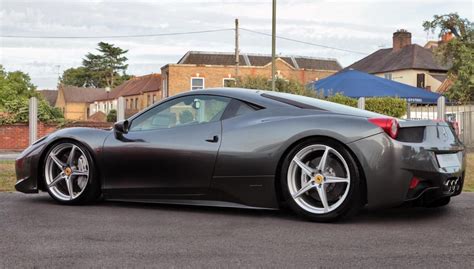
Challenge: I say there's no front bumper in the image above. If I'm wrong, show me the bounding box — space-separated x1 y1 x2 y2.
348 132 466 209
15 143 45 193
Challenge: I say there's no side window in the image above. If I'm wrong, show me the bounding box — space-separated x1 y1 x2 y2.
223 99 259 119
235 101 257 116
129 95 230 131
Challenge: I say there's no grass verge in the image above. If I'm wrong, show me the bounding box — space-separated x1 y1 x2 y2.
0 160 16 192
464 154 474 192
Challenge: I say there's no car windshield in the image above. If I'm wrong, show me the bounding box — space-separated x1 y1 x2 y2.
262 91 385 118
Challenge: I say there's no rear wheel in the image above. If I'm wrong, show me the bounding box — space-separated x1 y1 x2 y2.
44 141 100 204
281 138 362 222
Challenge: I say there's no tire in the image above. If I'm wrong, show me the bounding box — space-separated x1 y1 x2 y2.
280 138 363 222
43 141 101 205
426 197 451 208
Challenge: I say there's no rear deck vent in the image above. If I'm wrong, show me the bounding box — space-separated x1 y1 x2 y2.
396 127 425 143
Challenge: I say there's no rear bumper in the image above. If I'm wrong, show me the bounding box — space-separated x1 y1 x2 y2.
348 132 465 209
404 172 464 206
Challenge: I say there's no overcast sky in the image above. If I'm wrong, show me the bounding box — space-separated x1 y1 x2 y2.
1 0 472 89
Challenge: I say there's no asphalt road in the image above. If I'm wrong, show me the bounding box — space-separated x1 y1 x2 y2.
1 193 473 268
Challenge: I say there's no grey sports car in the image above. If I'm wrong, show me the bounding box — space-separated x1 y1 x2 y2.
15 88 466 221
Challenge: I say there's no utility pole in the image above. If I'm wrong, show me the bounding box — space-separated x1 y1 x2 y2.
271 0 276 91
235 18 240 78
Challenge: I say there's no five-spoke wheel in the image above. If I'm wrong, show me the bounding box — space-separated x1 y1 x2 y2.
282 139 362 221
44 141 99 204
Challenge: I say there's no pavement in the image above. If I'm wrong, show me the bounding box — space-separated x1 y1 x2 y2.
0 152 19 161
0 192 473 268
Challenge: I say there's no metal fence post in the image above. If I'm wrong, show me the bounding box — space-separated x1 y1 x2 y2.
29 97 38 145
437 96 446 121
357 97 365 110
406 102 411 119
117 96 125 122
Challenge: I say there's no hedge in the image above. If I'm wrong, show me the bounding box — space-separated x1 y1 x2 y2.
325 93 406 118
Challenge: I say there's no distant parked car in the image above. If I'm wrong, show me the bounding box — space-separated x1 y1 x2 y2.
15 88 466 222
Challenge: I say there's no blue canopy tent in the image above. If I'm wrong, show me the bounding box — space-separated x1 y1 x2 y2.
310 69 442 104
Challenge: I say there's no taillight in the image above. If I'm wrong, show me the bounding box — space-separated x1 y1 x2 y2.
368 118 399 139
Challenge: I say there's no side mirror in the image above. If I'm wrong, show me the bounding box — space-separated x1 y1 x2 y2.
114 120 129 134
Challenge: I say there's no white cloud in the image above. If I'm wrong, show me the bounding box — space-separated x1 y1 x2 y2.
0 0 472 88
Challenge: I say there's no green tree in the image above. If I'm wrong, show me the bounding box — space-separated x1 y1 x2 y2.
60 42 130 88
423 13 474 103
60 67 96 87
0 65 63 124
0 65 38 108
83 42 129 88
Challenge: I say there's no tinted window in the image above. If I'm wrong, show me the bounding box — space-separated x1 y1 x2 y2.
235 101 257 116
129 95 230 131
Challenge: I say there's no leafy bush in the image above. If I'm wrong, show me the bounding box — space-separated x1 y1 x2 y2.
1 66 64 124
0 98 64 125
365 97 407 118
107 109 117 122
327 93 358 107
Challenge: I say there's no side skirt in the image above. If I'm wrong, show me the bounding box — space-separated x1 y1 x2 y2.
104 198 278 210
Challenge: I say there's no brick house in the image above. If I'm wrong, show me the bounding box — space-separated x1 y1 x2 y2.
91 73 162 118
55 85 107 121
160 51 342 98
347 30 451 92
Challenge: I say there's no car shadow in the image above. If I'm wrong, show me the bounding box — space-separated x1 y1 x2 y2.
351 206 451 224
25 193 452 224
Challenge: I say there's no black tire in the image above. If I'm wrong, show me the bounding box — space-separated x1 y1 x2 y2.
425 197 451 208
43 140 101 205
280 138 363 222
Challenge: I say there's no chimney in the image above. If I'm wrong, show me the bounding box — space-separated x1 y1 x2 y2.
441 32 454 43
392 29 411 52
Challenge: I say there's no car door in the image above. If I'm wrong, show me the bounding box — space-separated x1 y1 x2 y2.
101 94 231 199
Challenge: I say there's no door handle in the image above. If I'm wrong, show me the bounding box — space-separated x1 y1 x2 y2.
205 135 219 143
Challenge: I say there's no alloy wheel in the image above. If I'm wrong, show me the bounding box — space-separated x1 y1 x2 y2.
287 144 351 214
44 143 90 201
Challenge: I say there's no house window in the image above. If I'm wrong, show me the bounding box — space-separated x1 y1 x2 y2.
223 78 236 87
417 73 425 88
147 95 151 106
152 94 157 104
384 73 393 80
126 99 129 109
135 98 139 109
191 77 205 90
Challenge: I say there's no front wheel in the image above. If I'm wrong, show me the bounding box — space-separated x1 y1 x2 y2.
43 141 100 204
281 138 363 222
